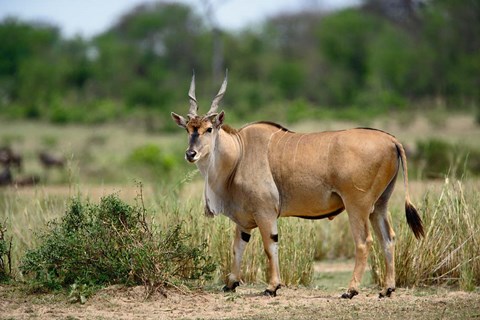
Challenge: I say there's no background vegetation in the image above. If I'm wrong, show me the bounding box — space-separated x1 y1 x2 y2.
0 0 479 126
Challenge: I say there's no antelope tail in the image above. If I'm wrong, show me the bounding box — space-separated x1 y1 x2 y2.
395 141 425 239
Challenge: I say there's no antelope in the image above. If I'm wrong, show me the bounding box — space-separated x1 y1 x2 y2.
171 73 424 299
0 146 22 170
38 151 65 169
0 167 12 186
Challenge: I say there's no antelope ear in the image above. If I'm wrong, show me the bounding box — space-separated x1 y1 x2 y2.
213 110 225 129
171 112 187 129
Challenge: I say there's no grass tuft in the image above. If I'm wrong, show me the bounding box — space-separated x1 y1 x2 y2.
0 220 12 282
371 178 480 289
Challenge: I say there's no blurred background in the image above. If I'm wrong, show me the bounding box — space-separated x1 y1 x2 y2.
0 0 479 186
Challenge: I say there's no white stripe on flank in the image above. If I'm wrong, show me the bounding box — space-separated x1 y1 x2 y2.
274 130 289 150
293 134 306 166
266 128 283 153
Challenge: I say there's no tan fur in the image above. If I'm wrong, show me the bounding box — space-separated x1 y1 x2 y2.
171 79 423 298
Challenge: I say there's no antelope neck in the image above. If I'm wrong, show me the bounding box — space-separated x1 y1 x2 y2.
199 127 241 187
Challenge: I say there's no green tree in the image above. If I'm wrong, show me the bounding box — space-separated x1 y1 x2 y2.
0 18 60 114
316 9 383 105
421 0 480 106
98 2 207 110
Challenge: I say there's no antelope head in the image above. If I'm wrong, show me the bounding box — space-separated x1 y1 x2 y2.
171 72 227 163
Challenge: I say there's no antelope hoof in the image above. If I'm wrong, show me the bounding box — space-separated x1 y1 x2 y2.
379 287 395 298
223 281 240 293
263 285 281 297
341 289 359 299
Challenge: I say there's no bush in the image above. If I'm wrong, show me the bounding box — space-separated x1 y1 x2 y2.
83 99 126 124
415 139 453 178
414 138 480 178
20 193 216 296
286 99 315 124
48 104 76 124
126 144 179 180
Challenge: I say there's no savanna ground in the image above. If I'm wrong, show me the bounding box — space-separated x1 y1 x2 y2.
2 260 480 319
1 113 480 319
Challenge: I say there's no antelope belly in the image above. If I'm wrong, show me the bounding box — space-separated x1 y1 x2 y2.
280 189 344 219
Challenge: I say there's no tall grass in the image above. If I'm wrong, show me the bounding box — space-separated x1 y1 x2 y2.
150 191 317 287
314 214 354 260
0 219 12 281
3 174 480 292
0 188 67 273
370 178 480 290
0 177 318 288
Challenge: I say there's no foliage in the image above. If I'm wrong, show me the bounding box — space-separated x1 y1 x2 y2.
414 138 480 178
20 193 216 297
126 143 178 179
370 178 480 290
0 1 479 126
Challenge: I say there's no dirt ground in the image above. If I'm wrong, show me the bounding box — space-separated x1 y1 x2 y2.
2 270 480 320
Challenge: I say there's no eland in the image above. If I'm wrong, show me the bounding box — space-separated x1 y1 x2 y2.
171 73 424 299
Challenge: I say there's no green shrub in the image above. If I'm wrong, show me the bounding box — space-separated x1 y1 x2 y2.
414 138 480 178
128 144 163 167
20 194 216 296
286 99 315 124
415 139 453 178
83 99 124 124
126 144 180 180
355 88 407 110
270 62 305 100
48 105 74 124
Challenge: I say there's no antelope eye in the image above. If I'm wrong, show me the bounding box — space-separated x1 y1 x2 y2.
206 127 213 133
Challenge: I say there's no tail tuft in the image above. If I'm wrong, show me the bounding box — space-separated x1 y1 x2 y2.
405 202 425 239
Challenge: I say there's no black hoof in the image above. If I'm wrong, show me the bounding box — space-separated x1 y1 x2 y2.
379 287 395 298
223 281 240 292
263 289 276 297
263 285 281 297
341 290 358 299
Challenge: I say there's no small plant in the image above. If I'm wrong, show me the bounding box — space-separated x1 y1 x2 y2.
68 283 96 304
20 192 216 297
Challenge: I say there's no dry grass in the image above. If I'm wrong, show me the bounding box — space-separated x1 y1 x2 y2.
3 177 479 292
371 178 480 290
150 184 317 287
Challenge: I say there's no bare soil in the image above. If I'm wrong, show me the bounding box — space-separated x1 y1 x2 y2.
1 284 479 320
2 278 479 319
